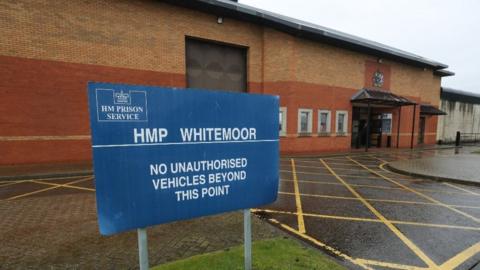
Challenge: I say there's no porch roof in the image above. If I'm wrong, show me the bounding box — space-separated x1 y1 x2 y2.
420 104 447 115
351 88 417 107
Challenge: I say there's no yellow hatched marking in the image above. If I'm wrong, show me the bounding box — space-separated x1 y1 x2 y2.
279 191 358 200
256 208 480 231
280 169 332 177
253 208 381 223
3 176 93 201
443 182 480 196
0 181 25 188
349 157 480 224
320 159 439 269
291 159 306 233
390 220 480 231
371 155 389 163
279 191 480 210
281 179 475 196
440 242 480 270
355 259 428 270
29 180 95 192
267 218 372 270
0 174 92 183
0 180 23 184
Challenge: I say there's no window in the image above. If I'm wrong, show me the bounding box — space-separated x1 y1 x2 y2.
279 107 287 136
298 109 313 135
336 111 348 135
381 113 392 134
318 110 331 135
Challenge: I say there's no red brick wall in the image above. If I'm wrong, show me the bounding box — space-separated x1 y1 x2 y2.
0 55 185 164
0 0 443 164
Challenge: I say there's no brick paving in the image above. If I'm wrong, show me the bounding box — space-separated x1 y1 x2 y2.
0 191 282 269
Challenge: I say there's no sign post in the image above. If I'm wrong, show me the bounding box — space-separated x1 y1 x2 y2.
244 209 252 270
137 228 149 270
87 82 279 269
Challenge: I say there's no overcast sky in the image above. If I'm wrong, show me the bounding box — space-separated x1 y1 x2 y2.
241 0 480 94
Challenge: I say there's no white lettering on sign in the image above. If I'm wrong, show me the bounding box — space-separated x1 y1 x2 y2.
134 128 168 143
96 89 148 122
180 128 256 142
149 157 248 202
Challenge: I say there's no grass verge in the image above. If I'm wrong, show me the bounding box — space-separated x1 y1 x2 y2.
152 237 345 270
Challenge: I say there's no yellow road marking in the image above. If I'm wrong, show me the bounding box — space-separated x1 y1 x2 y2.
3 176 93 201
281 178 476 196
256 208 480 231
440 242 480 270
278 191 480 209
0 181 25 188
390 220 480 231
253 208 381 223
280 169 332 177
267 217 372 270
282 169 385 180
355 258 429 270
278 191 358 200
443 182 480 196
321 159 439 269
0 180 22 184
29 180 95 192
349 157 480 224
291 159 306 233
0 174 92 183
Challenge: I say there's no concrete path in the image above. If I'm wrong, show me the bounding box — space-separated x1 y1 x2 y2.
388 154 480 185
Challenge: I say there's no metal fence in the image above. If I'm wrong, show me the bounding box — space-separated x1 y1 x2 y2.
456 132 480 146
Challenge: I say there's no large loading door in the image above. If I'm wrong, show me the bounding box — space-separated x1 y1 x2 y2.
186 38 247 92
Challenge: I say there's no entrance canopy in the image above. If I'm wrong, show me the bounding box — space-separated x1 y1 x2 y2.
420 104 447 115
351 88 416 107
351 88 418 151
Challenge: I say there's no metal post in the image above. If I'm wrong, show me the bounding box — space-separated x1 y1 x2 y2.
410 104 416 149
397 106 401 148
366 103 371 152
455 131 461 147
137 228 149 270
243 209 252 270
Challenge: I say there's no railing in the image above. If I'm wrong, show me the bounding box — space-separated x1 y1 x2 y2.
456 132 480 146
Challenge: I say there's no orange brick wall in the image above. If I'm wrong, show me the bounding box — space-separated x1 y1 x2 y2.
0 0 442 164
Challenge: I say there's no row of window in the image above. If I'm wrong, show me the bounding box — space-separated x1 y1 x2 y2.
279 108 348 136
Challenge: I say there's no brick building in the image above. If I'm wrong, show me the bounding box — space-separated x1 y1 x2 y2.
0 0 453 164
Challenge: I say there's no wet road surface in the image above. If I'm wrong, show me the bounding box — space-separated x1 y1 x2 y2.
255 148 480 270
1 148 480 269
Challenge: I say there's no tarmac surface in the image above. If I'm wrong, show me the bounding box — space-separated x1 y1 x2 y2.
256 147 480 270
1 147 480 269
388 153 480 184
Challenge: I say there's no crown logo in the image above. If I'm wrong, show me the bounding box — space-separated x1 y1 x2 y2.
113 90 131 104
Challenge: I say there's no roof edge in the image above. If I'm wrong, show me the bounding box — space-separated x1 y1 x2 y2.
163 0 449 70
434 70 455 77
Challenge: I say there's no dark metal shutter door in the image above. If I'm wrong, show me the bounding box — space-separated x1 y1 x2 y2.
186 39 246 92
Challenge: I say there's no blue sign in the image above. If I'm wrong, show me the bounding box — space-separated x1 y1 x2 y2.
87 82 279 235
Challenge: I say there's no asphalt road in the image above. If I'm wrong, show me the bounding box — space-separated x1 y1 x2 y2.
255 148 480 270
1 148 480 269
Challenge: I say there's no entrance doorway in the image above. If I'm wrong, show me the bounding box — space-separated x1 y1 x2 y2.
352 107 392 149
418 116 426 144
